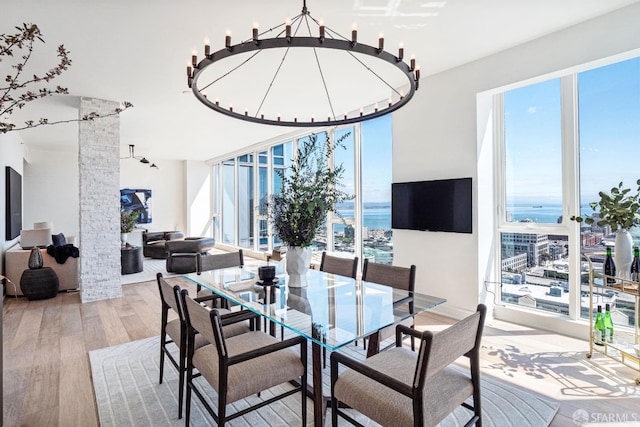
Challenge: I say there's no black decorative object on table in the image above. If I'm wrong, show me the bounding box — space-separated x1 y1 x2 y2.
258 265 276 282
20 267 59 300
28 247 43 269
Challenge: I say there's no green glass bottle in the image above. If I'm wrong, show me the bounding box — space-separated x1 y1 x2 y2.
594 305 605 346
604 303 614 344
604 246 616 284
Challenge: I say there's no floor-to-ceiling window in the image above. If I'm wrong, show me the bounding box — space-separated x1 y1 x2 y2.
499 79 569 314
211 115 393 268
237 154 254 248
361 115 393 264
496 55 639 327
221 158 235 244
577 57 640 327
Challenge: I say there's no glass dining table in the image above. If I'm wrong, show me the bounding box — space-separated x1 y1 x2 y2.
184 262 446 426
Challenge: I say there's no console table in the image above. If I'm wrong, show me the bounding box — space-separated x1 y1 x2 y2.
121 246 143 274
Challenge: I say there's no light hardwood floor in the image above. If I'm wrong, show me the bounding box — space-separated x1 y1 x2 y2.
3 279 639 426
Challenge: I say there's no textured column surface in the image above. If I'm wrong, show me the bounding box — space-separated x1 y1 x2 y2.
78 97 122 302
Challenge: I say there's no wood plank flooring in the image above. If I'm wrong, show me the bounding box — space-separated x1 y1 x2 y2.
3 279 639 426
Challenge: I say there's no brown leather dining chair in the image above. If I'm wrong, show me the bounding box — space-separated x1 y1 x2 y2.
181 290 308 426
331 304 487 427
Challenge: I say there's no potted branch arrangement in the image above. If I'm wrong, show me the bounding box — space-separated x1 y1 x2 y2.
120 209 139 247
571 180 640 278
266 132 352 287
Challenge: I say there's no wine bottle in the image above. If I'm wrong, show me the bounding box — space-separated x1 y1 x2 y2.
604 303 614 343
594 305 605 345
604 246 616 284
631 246 640 282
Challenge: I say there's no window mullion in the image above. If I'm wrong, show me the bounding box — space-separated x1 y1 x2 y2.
561 74 581 320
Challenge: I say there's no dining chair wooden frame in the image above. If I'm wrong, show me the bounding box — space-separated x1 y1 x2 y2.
182 290 308 426
157 272 258 419
361 258 416 353
157 273 190 419
195 250 244 307
331 304 487 427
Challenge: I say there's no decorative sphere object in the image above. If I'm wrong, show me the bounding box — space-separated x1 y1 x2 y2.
258 265 276 282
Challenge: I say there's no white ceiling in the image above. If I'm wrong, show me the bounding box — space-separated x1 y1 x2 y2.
2 0 638 162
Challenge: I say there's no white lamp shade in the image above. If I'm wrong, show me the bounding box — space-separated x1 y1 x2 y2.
19 228 52 249
34 221 53 230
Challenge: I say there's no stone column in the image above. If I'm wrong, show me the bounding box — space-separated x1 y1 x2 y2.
78 97 121 302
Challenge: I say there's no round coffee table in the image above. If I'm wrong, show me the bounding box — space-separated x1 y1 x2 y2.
121 246 143 274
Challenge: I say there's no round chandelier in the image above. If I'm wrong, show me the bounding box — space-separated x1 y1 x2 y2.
187 1 420 127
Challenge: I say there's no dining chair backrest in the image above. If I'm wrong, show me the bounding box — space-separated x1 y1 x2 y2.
320 251 358 278
158 273 182 314
362 259 415 292
197 250 244 274
181 291 231 361
416 304 486 388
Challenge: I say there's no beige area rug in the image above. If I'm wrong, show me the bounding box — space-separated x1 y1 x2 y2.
89 336 559 426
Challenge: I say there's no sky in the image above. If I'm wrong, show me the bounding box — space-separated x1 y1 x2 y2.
504 56 640 208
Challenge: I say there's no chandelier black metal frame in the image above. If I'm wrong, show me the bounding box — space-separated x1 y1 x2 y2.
187 0 420 127
120 144 158 169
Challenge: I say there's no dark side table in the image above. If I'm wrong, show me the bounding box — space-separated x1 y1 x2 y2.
121 245 144 274
20 267 60 300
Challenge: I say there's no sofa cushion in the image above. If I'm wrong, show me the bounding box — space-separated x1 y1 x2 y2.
52 233 67 247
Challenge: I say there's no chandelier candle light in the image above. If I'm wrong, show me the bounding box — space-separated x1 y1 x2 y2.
187 0 419 127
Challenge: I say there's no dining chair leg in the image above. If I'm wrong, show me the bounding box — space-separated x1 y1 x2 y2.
185 381 192 427
158 336 165 384
218 393 227 426
300 339 308 426
330 358 338 427
178 338 187 419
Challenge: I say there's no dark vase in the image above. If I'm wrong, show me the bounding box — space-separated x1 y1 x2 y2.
28 247 43 269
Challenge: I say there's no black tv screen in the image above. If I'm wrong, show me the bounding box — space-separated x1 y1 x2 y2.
392 178 472 233
5 166 22 240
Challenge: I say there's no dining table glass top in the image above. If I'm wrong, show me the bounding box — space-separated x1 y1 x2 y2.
184 262 446 351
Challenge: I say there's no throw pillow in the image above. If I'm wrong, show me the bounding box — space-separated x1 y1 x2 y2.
52 233 67 247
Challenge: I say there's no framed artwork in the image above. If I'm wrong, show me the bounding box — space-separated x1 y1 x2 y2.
120 188 152 224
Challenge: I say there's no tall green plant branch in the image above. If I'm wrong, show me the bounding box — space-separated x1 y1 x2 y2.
267 132 353 247
0 23 132 134
571 180 640 231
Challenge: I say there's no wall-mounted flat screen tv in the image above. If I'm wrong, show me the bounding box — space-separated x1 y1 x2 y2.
5 166 22 240
392 177 472 233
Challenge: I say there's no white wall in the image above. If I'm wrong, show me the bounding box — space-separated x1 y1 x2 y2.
392 3 640 319
23 146 79 239
0 132 26 274
120 158 185 233
184 160 212 238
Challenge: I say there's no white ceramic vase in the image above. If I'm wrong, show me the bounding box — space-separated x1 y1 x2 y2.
286 246 312 288
121 232 128 247
615 228 633 280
